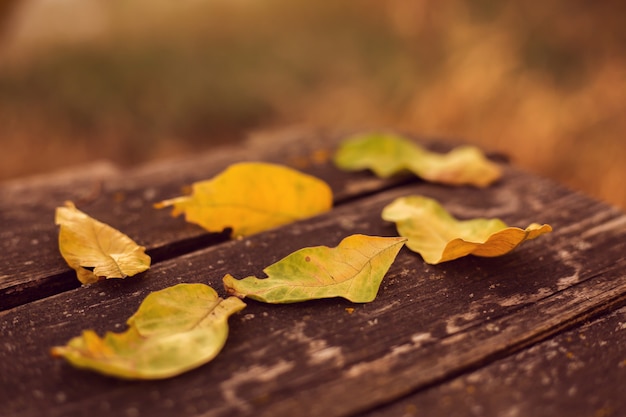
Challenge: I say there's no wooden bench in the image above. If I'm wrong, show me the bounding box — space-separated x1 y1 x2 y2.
1 130 625 417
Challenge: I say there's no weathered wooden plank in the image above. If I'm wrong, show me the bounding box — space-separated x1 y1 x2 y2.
0 130 421 310
0 162 122 308
362 305 626 417
1 165 624 417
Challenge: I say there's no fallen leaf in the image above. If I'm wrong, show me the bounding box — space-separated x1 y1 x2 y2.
51 283 246 379
155 162 333 237
55 201 151 284
334 132 501 187
382 196 552 264
223 234 406 303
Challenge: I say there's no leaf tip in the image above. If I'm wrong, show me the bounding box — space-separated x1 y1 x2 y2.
50 346 65 358
525 223 553 239
153 197 187 216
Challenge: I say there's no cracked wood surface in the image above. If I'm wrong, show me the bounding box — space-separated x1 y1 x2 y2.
0 130 624 417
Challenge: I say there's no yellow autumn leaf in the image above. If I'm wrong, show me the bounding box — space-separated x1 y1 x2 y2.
334 132 501 187
223 234 406 303
155 162 333 237
51 283 246 379
55 201 151 284
382 196 552 264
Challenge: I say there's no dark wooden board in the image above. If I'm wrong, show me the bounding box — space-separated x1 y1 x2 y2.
1 130 422 310
363 305 626 417
1 162 624 417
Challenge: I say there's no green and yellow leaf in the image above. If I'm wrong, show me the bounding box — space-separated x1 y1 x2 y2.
51 283 246 379
55 201 151 284
382 196 552 264
155 162 333 237
223 234 406 303
334 132 501 187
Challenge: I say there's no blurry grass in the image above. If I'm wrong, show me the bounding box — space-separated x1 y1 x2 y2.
0 0 625 209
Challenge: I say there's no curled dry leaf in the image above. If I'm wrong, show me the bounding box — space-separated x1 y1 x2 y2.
333 132 501 187
155 162 333 237
51 283 246 379
55 201 151 284
382 196 552 264
223 234 406 303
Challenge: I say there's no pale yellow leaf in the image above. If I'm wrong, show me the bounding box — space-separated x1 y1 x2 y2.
55 201 151 284
334 133 501 187
382 196 552 264
51 283 246 379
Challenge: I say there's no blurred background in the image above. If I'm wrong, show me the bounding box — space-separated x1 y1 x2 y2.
0 0 624 209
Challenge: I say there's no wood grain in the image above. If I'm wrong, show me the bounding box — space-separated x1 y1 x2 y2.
0 130 415 310
1 156 624 417
363 305 626 417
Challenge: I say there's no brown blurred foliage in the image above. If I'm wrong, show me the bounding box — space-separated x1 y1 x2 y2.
1 0 625 209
